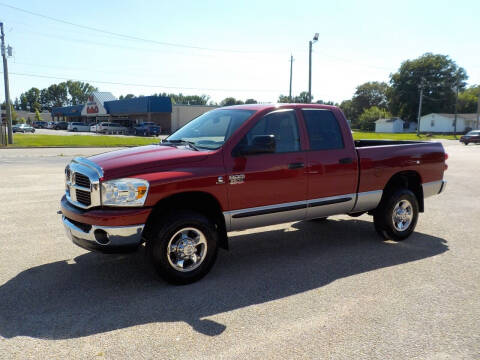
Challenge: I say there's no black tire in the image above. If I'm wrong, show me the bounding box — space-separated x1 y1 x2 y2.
373 188 419 241
146 210 219 285
464 142 469 146
73 128 77 132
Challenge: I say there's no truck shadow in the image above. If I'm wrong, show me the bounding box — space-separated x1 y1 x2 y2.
0 218 448 339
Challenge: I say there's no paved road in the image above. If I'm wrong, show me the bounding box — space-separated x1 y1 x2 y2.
0 141 479 359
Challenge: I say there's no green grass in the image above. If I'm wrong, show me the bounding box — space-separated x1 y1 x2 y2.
2 131 458 148
352 132 458 141
7 134 159 147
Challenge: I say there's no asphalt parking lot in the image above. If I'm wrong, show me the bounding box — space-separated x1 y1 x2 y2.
0 141 479 359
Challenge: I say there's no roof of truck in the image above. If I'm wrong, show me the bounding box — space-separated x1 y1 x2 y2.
221 103 339 112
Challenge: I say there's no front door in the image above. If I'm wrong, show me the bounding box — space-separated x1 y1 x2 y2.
224 109 308 231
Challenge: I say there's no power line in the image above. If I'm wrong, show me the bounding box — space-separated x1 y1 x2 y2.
3 71 285 93
0 2 282 54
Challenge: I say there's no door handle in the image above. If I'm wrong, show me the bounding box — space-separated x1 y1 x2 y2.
339 157 353 164
288 162 305 169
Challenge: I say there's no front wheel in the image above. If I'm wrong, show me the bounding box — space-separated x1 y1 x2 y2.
146 210 219 284
373 188 419 241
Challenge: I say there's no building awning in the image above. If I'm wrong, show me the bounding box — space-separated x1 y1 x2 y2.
51 105 84 117
104 96 172 115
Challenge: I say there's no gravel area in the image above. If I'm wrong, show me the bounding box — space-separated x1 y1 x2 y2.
0 141 479 359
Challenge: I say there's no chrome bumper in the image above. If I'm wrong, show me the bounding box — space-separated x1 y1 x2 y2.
423 180 447 198
62 216 144 252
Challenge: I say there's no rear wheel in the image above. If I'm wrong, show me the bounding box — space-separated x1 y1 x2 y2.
146 210 219 285
464 142 469 145
373 188 419 241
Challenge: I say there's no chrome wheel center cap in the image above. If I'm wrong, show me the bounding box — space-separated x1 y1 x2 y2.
183 243 195 256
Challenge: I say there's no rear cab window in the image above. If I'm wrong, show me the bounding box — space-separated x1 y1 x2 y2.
301 109 344 150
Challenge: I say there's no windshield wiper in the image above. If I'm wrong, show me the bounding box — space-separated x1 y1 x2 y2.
161 139 200 151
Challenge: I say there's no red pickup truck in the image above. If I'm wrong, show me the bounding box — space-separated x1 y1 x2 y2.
61 104 447 284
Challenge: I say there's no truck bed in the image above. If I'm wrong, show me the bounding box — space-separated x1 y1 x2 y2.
354 139 425 147
354 140 446 194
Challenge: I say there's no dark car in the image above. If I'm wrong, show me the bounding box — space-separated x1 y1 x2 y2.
134 122 161 136
12 124 35 133
32 121 48 129
54 121 69 130
460 130 480 145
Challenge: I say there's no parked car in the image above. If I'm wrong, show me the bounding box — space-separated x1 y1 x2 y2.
32 121 48 129
47 122 56 129
91 122 128 134
134 122 161 136
12 123 35 133
54 122 68 130
61 104 447 284
460 130 480 145
67 122 92 132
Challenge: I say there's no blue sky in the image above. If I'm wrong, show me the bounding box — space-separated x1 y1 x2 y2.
1 0 479 104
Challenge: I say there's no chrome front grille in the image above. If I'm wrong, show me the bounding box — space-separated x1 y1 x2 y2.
75 189 91 206
65 157 103 209
74 173 91 188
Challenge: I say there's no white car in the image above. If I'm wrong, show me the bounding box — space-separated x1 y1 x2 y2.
46 122 56 129
91 122 128 134
67 122 92 132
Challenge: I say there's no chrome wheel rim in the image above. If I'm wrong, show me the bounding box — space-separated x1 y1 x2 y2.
392 199 413 232
167 227 207 272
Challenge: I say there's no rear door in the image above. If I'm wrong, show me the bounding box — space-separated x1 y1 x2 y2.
300 108 359 219
224 109 308 230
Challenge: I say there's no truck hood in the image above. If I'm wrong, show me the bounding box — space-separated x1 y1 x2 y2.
88 145 208 179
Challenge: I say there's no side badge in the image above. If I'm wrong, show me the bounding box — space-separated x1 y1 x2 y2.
216 176 225 185
229 174 245 185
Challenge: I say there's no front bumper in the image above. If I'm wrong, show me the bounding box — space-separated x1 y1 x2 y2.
63 216 144 253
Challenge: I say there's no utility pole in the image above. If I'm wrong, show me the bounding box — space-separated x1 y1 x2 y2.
308 33 319 104
416 81 424 136
308 41 312 103
289 54 293 101
0 22 13 144
453 85 459 138
477 93 480 130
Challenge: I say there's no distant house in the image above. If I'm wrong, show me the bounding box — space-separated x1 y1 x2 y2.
375 118 405 133
420 113 479 133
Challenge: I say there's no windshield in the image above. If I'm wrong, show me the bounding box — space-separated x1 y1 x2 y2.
466 131 479 136
166 109 255 149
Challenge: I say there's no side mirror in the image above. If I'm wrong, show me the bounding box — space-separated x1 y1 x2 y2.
235 135 276 156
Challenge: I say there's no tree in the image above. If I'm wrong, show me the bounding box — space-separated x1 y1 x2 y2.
294 91 310 103
457 85 480 113
35 109 42 121
245 98 257 104
315 100 337 105
66 80 97 105
42 83 69 110
351 82 389 118
19 87 41 111
358 106 392 131
119 94 135 100
389 53 468 122
220 97 244 106
339 99 355 122
277 94 290 103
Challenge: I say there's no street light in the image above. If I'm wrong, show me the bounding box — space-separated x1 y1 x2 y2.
308 33 319 103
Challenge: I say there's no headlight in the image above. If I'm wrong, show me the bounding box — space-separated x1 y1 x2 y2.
101 178 149 207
